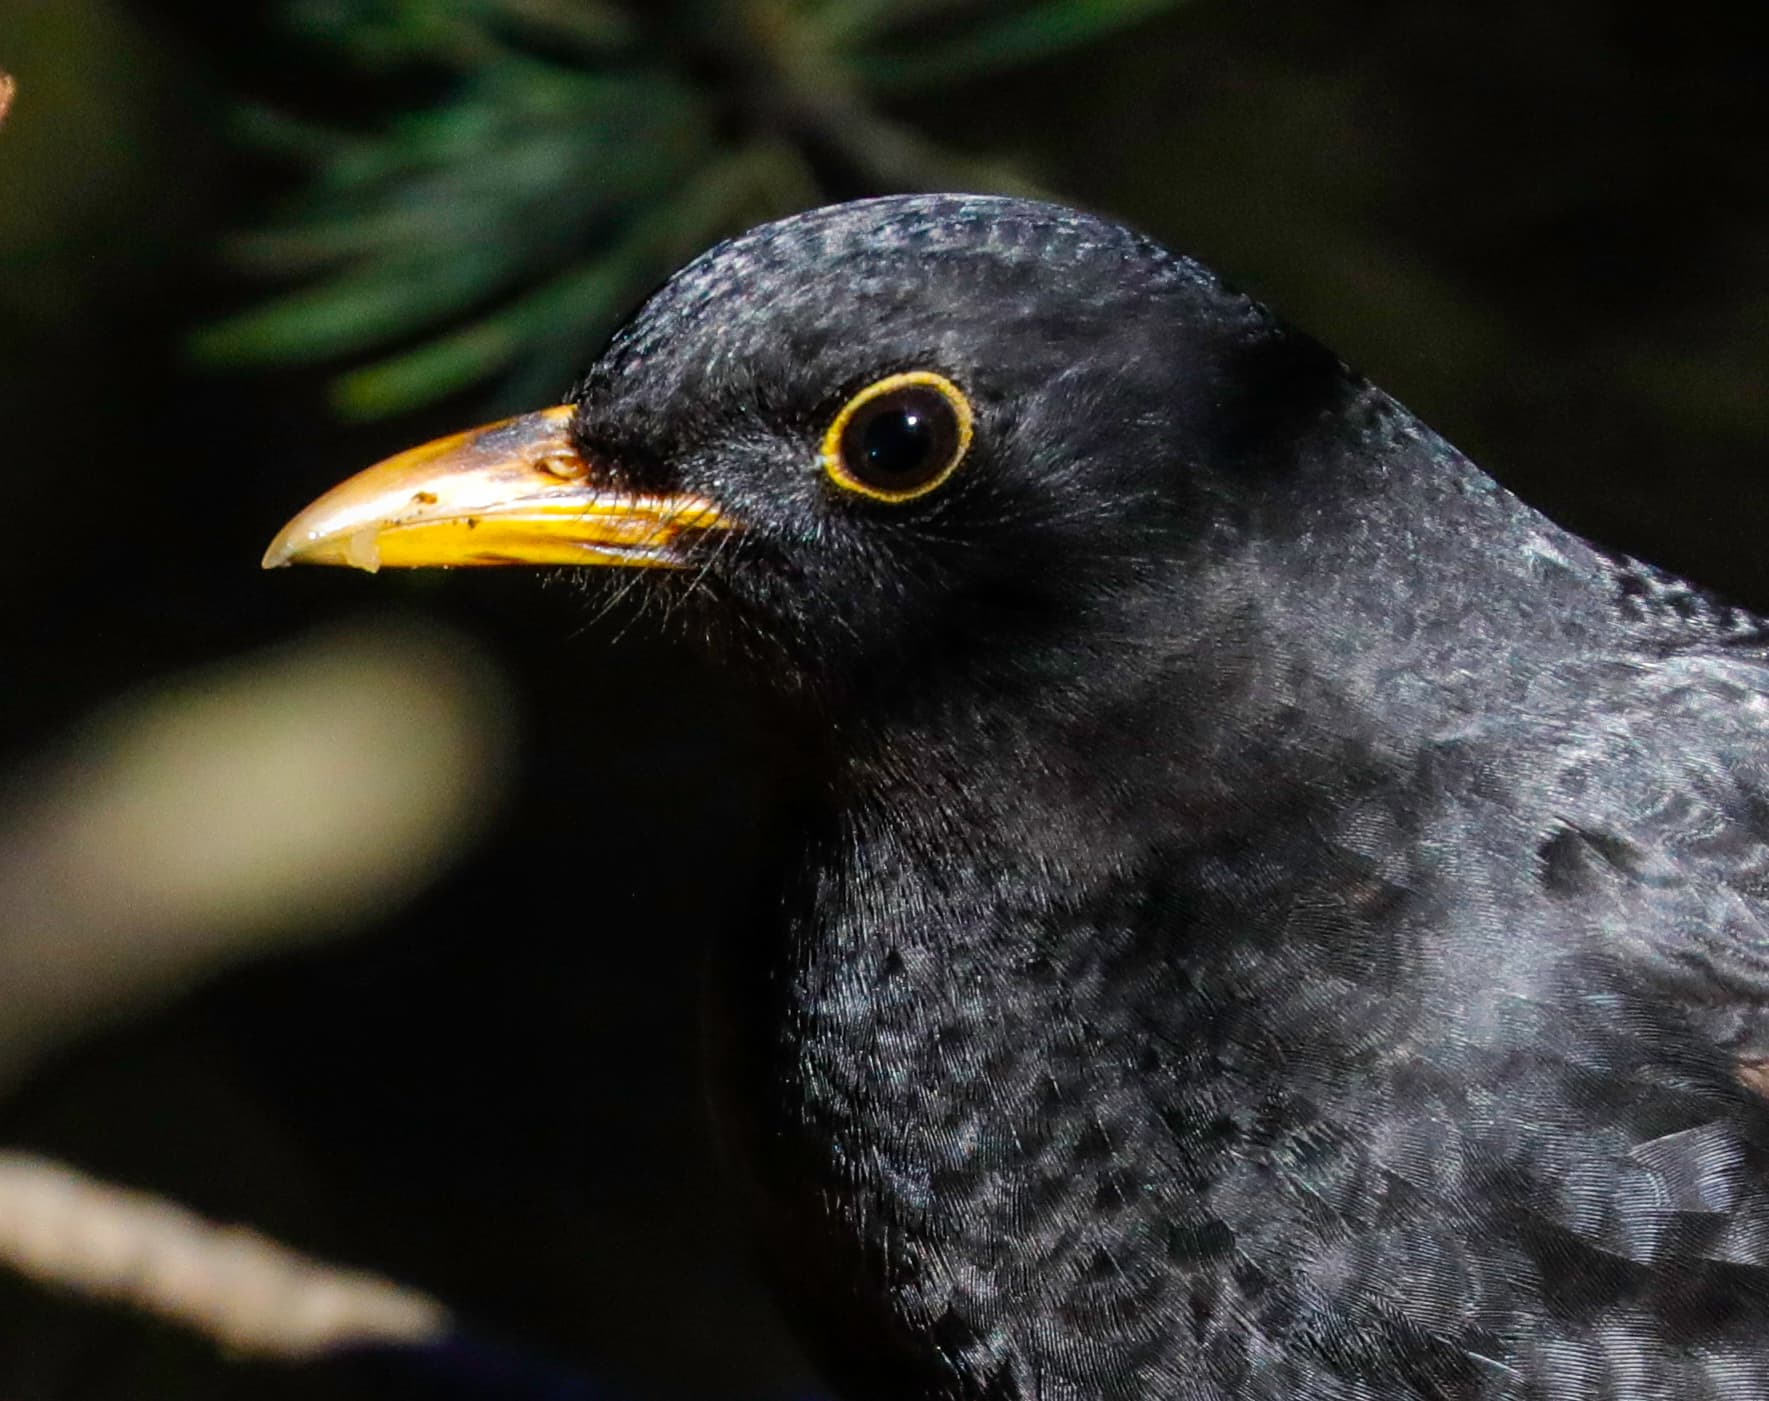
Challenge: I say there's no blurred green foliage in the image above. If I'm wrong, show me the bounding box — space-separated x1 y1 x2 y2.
192 0 1184 418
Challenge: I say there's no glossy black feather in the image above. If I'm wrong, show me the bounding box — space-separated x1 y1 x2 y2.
565 196 1769 1399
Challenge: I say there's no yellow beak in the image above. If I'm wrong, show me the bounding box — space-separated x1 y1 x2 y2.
262 405 729 573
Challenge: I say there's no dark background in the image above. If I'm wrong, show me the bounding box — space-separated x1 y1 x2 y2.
1 1 1766 1397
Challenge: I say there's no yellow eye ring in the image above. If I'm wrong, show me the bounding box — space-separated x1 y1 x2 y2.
820 371 974 504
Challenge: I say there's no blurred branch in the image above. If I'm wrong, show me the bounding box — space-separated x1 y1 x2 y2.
0 621 513 1097
197 0 1187 419
0 1153 447 1359
0 1152 639 1398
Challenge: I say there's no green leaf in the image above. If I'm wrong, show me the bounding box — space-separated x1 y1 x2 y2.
489 0 634 55
225 207 478 274
192 245 517 365
333 256 635 417
284 0 497 69
854 0 1184 90
329 142 818 418
211 0 1103 419
814 0 975 48
228 105 358 163
330 317 522 417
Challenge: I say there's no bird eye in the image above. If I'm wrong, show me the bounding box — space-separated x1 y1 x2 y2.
821 371 972 503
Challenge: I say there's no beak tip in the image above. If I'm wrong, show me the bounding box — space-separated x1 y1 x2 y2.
260 515 388 573
261 523 305 570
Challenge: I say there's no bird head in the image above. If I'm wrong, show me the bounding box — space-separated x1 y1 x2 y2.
265 196 1356 724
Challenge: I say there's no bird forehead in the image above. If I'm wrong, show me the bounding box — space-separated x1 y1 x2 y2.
596 196 1193 378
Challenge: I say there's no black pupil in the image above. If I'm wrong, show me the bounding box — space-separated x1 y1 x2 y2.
846 390 953 488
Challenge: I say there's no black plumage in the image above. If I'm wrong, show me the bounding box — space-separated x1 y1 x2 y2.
278 195 1769 1399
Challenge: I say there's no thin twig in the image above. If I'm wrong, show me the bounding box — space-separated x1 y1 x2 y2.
0 1154 448 1359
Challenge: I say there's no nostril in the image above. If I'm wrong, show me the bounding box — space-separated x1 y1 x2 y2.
537 451 589 482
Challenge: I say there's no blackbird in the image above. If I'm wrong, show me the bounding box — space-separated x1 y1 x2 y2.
266 196 1769 1400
